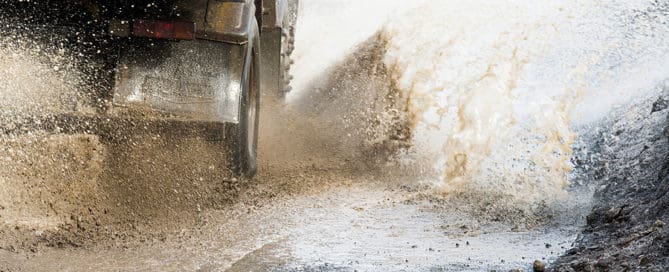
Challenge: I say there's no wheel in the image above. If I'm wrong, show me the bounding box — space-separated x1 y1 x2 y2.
227 42 260 177
227 20 261 178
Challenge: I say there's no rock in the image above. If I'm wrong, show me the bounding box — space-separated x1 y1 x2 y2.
595 255 612 269
533 260 546 272
654 220 665 227
640 255 653 266
651 96 668 113
570 260 595 272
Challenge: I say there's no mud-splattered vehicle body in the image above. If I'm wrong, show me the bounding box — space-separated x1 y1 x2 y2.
0 0 298 177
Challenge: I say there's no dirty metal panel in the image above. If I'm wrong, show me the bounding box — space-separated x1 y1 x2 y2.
112 40 244 124
200 0 254 44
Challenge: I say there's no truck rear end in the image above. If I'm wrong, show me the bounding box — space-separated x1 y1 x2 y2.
0 0 298 177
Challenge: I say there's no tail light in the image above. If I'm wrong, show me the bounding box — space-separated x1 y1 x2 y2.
132 20 196 40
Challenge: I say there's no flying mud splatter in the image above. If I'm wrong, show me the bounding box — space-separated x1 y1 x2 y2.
287 0 669 226
0 26 97 226
379 0 669 201
1 1 666 265
0 32 94 120
381 1 585 199
276 34 410 168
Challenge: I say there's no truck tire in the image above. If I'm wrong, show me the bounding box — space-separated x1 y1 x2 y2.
280 25 296 96
280 0 299 97
227 20 261 178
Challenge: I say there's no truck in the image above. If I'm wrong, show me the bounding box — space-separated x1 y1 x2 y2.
0 0 299 177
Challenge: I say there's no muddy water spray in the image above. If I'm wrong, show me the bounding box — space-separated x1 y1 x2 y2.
0 33 93 119
0 28 103 231
379 1 578 199
380 0 669 200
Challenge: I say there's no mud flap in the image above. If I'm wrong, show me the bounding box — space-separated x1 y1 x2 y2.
112 40 246 124
111 38 257 177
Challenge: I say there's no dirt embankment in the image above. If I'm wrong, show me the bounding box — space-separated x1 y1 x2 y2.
551 82 669 271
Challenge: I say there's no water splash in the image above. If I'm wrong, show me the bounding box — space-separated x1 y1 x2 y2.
380 0 669 201
0 29 93 120
380 1 575 198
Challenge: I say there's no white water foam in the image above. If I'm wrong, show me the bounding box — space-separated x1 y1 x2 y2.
293 0 669 202
384 0 669 199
